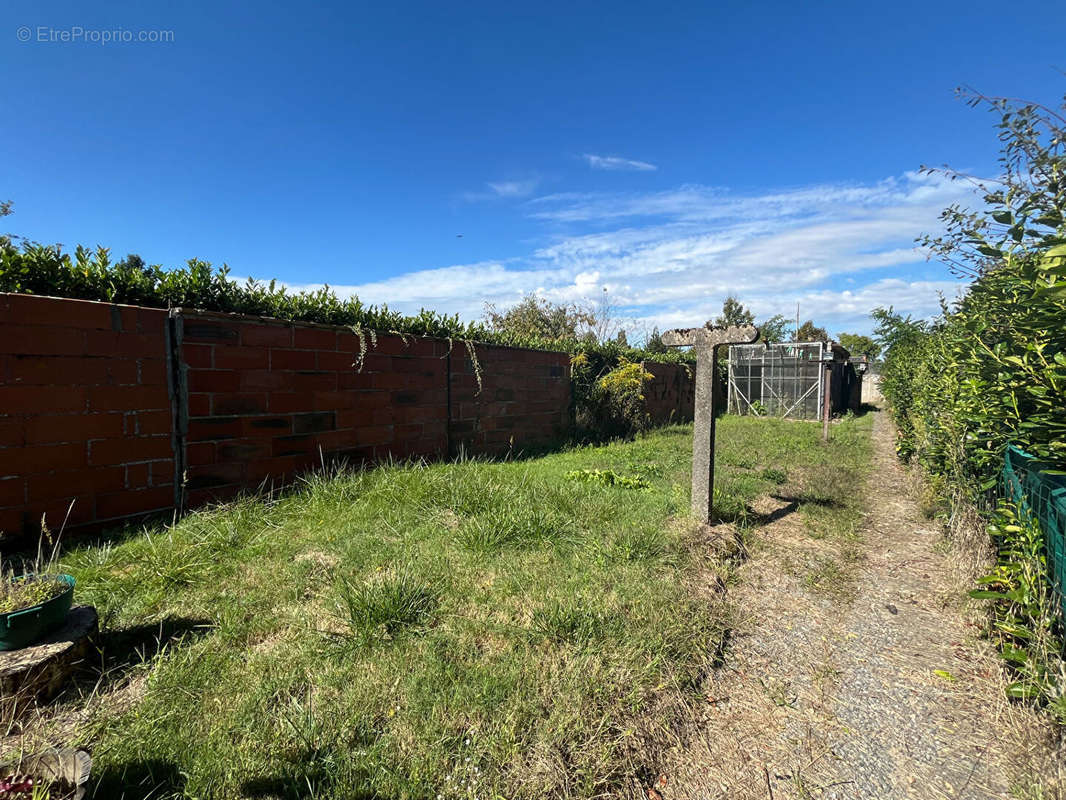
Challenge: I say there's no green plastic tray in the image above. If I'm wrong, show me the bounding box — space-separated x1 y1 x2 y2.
0 574 75 651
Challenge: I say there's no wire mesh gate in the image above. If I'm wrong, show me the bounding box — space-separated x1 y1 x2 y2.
727 342 825 420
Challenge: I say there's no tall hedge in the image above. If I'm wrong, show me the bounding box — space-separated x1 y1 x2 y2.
876 91 1066 497
875 91 1066 717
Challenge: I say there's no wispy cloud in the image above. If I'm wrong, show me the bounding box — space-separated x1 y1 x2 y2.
583 153 658 172
462 177 540 202
282 171 981 336
486 179 540 197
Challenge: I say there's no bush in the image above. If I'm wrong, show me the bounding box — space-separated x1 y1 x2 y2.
572 355 655 439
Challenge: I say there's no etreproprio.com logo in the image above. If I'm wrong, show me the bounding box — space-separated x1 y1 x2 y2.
16 26 175 44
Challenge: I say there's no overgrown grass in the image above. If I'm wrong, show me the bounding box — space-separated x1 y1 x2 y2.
45 415 872 799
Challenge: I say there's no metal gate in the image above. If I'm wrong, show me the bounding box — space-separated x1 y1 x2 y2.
727 342 824 420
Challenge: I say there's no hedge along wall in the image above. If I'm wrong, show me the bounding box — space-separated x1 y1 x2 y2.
0 294 694 539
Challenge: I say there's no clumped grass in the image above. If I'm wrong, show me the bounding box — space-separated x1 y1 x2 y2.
334 570 439 648
760 467 788 485
46 415 872 800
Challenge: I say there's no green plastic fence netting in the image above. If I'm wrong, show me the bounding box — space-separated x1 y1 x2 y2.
1003 445 1066 622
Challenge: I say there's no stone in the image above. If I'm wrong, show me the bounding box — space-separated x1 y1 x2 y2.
663 322 759 522
0 606 98 719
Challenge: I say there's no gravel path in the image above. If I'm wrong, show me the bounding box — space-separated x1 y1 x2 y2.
649 409 1060 800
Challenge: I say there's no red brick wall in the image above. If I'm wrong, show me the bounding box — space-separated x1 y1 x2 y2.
0 294 175 539
642 361 695 425
449 343 571 456
0 294 572 536
178 313 452 506
178 313 573 501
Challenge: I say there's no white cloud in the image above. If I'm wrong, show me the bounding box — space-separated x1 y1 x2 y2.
462 178 540 202
486 179 540 198
582 154 658 172
285 171 982 336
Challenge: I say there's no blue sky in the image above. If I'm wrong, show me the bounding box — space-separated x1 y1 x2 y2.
3 0 1064 337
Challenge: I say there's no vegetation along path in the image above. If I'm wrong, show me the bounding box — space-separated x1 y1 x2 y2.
655 408 1061 800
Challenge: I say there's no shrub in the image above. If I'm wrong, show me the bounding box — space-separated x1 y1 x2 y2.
570 355 655 439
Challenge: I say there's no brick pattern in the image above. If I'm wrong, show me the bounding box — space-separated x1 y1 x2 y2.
0 295 601 537
179 313 452 506
642 361 695 425
0 294 175 538
449 344 571 456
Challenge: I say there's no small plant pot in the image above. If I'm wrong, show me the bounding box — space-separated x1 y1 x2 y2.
0 574 75 651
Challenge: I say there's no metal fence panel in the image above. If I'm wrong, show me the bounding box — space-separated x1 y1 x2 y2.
1003 445 1066 621
728 342 823 420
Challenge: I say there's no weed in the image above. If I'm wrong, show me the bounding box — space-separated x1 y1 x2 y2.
970 502 1066 723
0 575 66 615
566 469 650 490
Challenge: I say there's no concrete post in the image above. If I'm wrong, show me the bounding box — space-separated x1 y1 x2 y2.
663 323 759 522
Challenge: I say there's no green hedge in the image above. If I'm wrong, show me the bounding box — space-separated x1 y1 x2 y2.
875 91 1066 720
875 250 1066 494
875 91 1066 494
0 237 694 362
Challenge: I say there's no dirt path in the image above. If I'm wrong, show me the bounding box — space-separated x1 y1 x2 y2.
652 409 1061 800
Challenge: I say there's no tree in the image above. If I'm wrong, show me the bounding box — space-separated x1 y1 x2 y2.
483 294 596 342
714 295 755 327
837 332 881 359
757 314 791 343
795 320 829 342
644 327 667 353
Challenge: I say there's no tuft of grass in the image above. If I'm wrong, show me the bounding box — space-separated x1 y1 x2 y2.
529 602 620 645
334 570 439 647
759 467 787 485
453 503 566 552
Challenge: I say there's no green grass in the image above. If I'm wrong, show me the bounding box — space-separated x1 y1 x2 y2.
50 414 872 800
